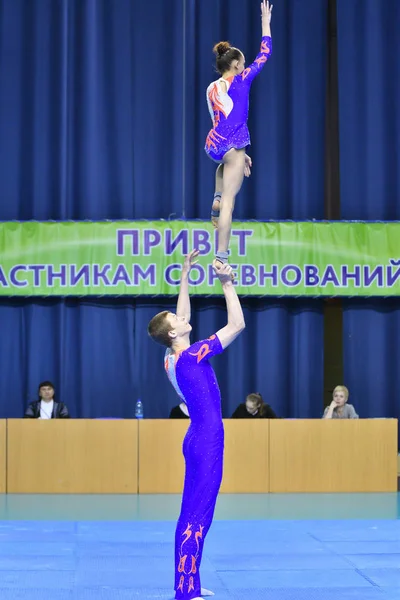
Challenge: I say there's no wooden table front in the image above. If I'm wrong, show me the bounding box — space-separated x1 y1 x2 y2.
5 418 397 494
138 419 269 494
269 419 398 493
7 419 138 494
0 420 6 493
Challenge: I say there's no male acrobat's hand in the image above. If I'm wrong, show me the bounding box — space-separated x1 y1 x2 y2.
182 249 199 274
213 261 233 285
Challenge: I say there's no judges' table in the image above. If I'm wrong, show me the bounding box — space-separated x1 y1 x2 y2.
138 419 397 494
138 419 270 494
269 419 398 493
7 419 138 493
5 418 398 494
0 420 5 493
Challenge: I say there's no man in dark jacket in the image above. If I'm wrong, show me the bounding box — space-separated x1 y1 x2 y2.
24 381 70 419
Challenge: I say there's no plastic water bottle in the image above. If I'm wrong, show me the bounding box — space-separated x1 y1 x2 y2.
135 399 143 419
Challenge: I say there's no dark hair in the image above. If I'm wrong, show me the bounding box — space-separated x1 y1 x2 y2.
38 381 55 401
38 380 54 392
213 41 242 75
148 310 173 347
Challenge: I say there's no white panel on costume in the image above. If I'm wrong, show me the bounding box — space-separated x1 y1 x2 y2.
206 87 214 123
164 349 185 402
206 79 234 126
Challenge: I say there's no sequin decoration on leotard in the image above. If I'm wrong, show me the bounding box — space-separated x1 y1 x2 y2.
205 36 272 162
164 334 224 600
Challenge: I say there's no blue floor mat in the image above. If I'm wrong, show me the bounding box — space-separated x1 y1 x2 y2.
0 511 399 598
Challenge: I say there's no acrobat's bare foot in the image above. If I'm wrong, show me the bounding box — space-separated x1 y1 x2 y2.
211 198 220 229
212 258 234 281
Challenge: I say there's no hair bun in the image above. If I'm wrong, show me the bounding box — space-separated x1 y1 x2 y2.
213 41 231 57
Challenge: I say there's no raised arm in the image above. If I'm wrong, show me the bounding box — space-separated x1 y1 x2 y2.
214 264 245 349
322 400 337 419
241 1 273 85
261 0 272 38
176 250 199 322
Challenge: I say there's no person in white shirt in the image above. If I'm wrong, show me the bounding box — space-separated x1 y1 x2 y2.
24 381 70 419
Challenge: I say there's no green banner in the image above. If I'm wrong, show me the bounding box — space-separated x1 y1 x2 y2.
0 220 399 296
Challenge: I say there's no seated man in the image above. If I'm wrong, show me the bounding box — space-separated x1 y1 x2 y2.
24 381 70 419
322 385 358 419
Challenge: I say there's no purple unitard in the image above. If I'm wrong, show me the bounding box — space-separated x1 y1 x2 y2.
205 36 272 162
165 334 224 600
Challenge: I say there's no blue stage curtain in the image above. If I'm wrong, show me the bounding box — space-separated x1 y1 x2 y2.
338 1 400 429
343 300 400 422
0 298 324 419
0 0 185 220
0 0 327 419
185 0 328 220
0 0 327 221
337 0 400 220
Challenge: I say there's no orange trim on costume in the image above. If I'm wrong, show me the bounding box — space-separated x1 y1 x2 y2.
260 40 270 54
176 524 204 594
187 523 205 578
164 349 183 373
205 129 226 152
255 55 267 67
178 555 187 573
189 555 197 575
194 524 204 553
177 524 193 578
189 343 211 363
208 83 226 117
181 523 192 547
208 78 234 127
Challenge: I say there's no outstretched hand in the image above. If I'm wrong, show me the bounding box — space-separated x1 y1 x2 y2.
182 249 199 274
213 261 233 284
261 0 273 23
